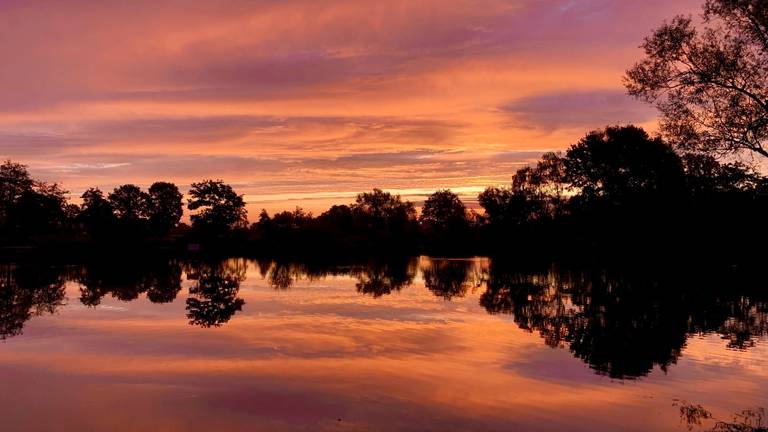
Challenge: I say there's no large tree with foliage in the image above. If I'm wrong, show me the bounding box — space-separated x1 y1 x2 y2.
478 152 567 225
563 125 686 201
352 188 416 230
79 188 116 237
0 160 34 223
420 190 468 232
187 180 247 232
681 153 765 196
0 161 74 237
625 0 768 160
147 182 183 234
108 185 150 221
8 183 71 235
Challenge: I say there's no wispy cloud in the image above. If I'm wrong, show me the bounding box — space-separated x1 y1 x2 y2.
499 89 657 131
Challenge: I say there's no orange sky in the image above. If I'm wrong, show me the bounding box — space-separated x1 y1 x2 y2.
0 0 701 215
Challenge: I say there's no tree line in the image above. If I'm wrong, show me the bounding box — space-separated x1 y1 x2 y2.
1 123 766 259
0 167 248 243
3 0 768 259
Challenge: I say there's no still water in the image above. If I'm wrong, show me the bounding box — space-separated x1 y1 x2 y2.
0 257 765 431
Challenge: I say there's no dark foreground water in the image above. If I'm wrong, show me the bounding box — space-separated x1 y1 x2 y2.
0 257 766 431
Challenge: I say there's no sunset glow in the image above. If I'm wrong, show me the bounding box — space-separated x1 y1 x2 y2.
0 0 700 213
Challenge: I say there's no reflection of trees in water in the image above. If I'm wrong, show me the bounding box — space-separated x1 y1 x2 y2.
75 259 183 306
256 260 355 290
0 264 67 340
267 262 295 290
480 263 768 379
185 259 246 328
714 300 768 350
256 259 272 279
255 258 419 296
145 263 183 304
72 257 247 328
353 259 416 298
1 256 765 371
421 258 482 300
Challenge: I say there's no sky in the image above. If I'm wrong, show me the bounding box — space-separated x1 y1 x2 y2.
0 0 701 215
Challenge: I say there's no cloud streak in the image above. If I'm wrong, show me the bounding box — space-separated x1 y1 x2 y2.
500 89 657 131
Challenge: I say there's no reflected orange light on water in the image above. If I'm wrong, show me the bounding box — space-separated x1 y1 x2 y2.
0 258 765 431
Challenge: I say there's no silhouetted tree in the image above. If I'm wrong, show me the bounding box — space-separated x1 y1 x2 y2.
478 185 549 228
0 160 34 225
352 188 416 231
512 152 569 219
478 187 516 225
318 204 354 229
420 190 469 232
147 182 183 234
682 153 765 196
675 400 766 432
7 182 70 236
271 207 312 230
563 125 686 202
626 0 768 159
187 180 247 233
108 184 150 222
313 204 357 249
419 190 472 253
255 209 272 231
478 153 568 228
78 188 116 238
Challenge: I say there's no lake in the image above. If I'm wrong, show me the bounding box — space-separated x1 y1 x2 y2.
0 256 765 431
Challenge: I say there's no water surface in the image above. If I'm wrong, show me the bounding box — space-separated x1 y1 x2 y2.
0 257 766 431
